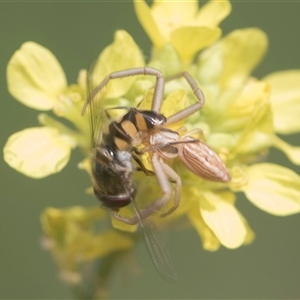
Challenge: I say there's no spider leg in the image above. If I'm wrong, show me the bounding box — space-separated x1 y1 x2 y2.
145 152 181 218
164 72 205 126
104 106 131 121
110 210 138 225
181 128 205 141
82 67 165 115
159 162 182 218
111 152 177 224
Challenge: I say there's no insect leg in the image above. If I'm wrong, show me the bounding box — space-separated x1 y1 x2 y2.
164 72 205 126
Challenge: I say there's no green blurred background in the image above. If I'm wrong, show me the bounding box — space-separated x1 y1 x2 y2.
1 1 300 299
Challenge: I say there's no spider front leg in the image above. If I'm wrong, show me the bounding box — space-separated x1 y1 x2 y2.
158 161 182 218
165 72 205 126
111 152 181 224
180 127 205 141
82 67 165 115
147 152 182 218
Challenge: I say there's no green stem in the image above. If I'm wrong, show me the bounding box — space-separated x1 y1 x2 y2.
70 250 128 300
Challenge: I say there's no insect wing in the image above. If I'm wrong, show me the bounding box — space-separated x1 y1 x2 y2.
131 203 178 282
82 60 110 148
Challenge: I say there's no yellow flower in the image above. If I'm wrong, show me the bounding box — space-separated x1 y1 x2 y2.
41 206 133 295
4 41 88 178
263 71 300 165
4 31 145 178
134 0 231 63
159 27 300 250
188 191 254 250
140 26 299 250
3 0 300 293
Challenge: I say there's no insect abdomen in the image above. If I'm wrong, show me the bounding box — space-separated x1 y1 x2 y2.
92 147 136 209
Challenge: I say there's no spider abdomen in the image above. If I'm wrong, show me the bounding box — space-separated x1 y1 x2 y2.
178 136 231 182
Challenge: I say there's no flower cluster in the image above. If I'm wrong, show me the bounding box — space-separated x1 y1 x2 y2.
3 0 300 295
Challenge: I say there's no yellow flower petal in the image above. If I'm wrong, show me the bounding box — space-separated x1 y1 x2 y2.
80 230 133 260
3 127 72 178
198 28 268 89
188 204 220 251
92 30 144 99
148 44 181 76
171 26 221 63
41 207 67 248
206 132 235 151
233 94 273 155
205 78 271 136
200 192 247 249
161 89 187 128
133 0 165 49
263 70 300 134
134 0 225 63
41 207 132 262
151 0 198 39
66 206 106 228
7 42 67 110
241 163 300 216
41 206 106 241
197 0 232 27
273 136 300 165
219 80 269 132
239 214 256 246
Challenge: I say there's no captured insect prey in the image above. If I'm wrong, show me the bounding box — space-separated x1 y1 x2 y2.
82 66 231 280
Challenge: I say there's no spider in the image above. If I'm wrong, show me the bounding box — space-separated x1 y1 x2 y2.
82 67 231 225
